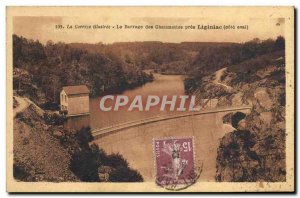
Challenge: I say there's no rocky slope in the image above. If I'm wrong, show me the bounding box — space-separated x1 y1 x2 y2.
195 50 286 181
13 98 143 182
13 104 79 181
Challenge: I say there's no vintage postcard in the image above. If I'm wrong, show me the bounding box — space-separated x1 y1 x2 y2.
6 6 294 192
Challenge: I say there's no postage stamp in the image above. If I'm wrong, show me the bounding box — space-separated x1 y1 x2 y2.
153 137 199 190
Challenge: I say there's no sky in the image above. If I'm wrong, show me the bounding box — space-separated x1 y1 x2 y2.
13 16 285 44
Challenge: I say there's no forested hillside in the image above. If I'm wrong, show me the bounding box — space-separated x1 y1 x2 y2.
13 34 237 107
215 50 286 182
184 36 285 93
69 41 234 74
182 36 286 182
13 34 285 102
13 35 153 106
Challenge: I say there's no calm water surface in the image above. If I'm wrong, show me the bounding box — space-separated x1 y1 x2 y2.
90 74 186 129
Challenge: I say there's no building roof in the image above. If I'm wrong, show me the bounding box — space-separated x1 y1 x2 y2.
62 85 90 95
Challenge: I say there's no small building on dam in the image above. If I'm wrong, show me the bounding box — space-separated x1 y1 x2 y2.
60 85 90 131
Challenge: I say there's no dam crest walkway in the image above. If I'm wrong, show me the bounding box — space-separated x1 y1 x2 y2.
92 105 252 139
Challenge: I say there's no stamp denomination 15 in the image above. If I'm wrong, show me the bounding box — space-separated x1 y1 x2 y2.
153 137 198 190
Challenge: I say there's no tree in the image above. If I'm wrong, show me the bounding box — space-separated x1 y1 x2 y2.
274 36 285 51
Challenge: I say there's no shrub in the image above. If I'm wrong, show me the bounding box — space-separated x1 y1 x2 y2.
105 153 128 168
70 127 144 182
70 148 100 182
41 102 60 111
75 127 93 148
13 164 30 181
43 112 66 125
109 166 144 182
16 112 34 127
231 112 246 128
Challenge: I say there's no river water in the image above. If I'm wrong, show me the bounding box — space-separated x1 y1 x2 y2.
90 73 186 129
90 73 235 181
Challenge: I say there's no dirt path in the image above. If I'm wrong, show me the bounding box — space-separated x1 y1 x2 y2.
213 67 233 91
13 96 30 118
13 96 44 118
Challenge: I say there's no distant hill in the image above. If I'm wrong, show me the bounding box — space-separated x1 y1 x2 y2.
13 34 284 106
69 41 236 73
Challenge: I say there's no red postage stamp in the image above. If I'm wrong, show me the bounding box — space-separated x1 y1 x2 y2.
153 137 198 190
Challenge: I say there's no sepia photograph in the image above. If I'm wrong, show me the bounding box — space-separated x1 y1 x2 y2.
6 6 294 192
